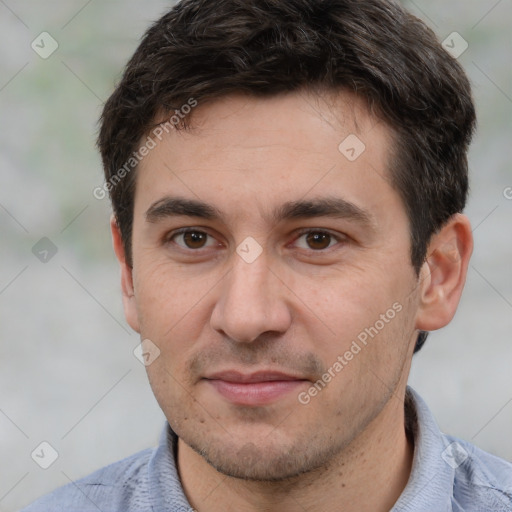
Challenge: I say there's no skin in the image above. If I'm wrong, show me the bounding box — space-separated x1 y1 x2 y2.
111 90 473 512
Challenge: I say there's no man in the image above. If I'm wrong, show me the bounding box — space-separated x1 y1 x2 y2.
22 0 512 511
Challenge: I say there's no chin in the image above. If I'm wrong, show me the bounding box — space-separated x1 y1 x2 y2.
183 429 340 482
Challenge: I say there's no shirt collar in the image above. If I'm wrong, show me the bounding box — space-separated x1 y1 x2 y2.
391 386 455 511
147 422 193 511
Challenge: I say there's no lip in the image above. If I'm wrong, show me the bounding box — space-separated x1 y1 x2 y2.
205 370 305 383
203 370 309 406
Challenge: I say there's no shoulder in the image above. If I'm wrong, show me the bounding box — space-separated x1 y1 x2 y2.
445 435 512 511
20 447 154 512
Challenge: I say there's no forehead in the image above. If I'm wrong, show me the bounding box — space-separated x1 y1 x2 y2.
134 90 401 229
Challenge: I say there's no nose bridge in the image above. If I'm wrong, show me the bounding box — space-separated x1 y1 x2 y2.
210 248 291 343
230 250 272 302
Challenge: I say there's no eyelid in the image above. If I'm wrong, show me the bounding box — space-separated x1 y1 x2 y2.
166 227 222 250
290 228 347 251
165 227 348 253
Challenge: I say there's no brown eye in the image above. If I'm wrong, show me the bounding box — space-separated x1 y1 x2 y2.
293 230 344 252
305 232 332 250
182 231 207 249
170 229 215 250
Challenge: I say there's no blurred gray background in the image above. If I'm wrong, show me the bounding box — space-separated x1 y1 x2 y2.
0 1 511 510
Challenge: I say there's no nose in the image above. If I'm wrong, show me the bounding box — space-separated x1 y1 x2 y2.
210 250 292 344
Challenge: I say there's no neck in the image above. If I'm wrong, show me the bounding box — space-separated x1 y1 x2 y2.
177 390 414 512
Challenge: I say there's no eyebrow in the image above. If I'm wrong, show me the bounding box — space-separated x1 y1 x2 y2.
145 195 374 227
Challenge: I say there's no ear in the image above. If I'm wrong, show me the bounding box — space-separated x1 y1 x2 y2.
111 215 140 333
415 213 473 332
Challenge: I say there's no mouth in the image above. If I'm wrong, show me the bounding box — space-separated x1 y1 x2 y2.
203 370 310 406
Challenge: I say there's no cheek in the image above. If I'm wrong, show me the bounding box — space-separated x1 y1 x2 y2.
299 263 416 380
302 265 402 331
134 261 208 326
133 261 224 375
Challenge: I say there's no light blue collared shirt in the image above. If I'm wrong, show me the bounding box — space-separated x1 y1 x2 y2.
21 387 512 511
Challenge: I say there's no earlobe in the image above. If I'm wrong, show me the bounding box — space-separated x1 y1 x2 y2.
415 214 473 332
110 216 140 333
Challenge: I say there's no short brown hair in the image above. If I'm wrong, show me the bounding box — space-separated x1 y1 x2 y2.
98 0 476 352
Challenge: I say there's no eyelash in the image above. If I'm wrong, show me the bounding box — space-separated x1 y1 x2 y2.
166 227 346 253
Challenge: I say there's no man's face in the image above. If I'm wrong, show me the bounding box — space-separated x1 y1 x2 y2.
125 91 421 480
